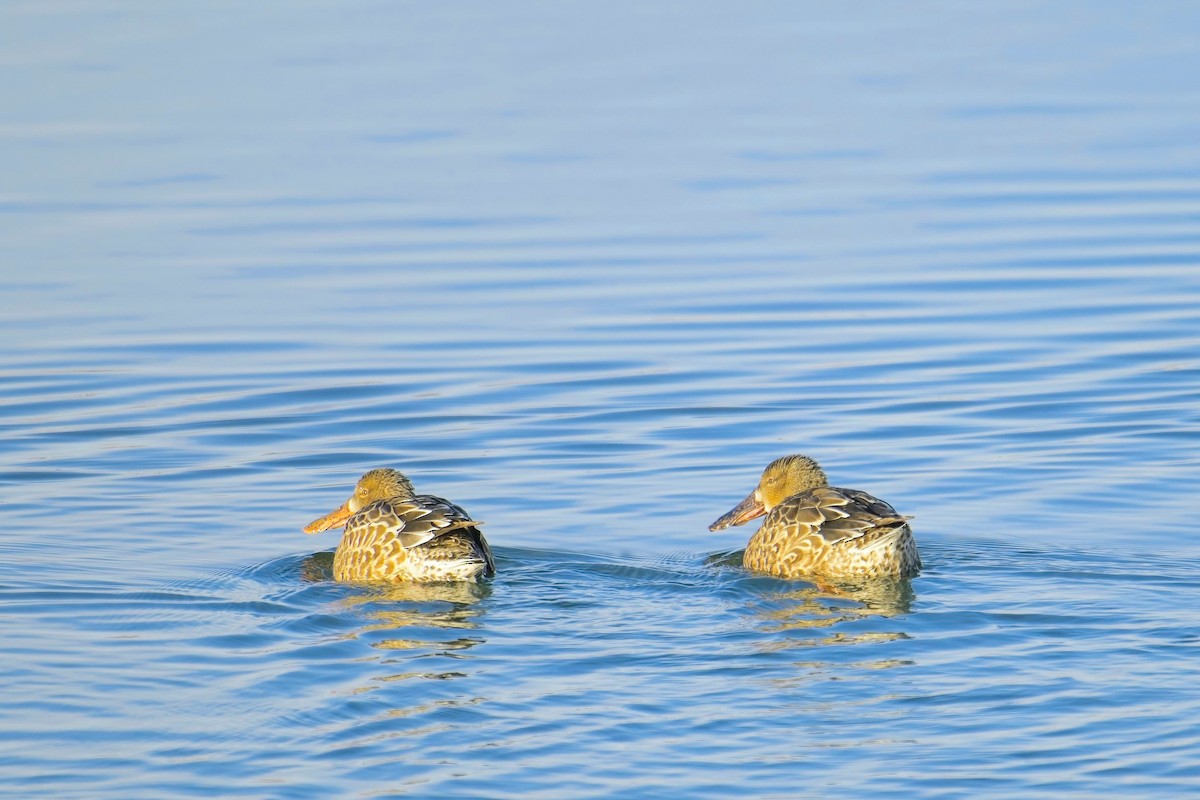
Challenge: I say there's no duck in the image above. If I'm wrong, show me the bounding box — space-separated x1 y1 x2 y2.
709 454 919 581
303 468 494 583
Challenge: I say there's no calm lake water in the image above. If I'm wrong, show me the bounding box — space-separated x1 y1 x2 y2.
4 3 1200 797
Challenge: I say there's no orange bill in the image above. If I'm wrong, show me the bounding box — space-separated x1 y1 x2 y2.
708 491 765 532
303 499 354 534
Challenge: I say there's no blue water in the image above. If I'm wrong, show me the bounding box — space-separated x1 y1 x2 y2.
4 2 1200 797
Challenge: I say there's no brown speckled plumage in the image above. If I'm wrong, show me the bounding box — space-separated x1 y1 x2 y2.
304 468 494 583
709 455 919 581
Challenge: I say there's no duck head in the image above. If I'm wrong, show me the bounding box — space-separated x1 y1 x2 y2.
303 468 415 534
708 454 828 531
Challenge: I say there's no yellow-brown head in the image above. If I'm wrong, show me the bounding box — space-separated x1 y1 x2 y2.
303 468 416 534
708 454 828 531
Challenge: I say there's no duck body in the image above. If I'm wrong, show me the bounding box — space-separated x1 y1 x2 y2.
741 485 919 580
305 468 494 583
710 455 919 581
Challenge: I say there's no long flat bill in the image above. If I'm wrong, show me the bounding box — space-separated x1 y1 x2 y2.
708 492 765 531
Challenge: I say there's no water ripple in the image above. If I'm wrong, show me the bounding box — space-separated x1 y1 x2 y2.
5 2 1200 796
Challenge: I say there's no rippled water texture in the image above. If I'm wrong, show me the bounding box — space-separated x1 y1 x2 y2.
3 3 1200 797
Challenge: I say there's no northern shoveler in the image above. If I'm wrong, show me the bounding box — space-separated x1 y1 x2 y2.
303 468 494 583
709 454 919 581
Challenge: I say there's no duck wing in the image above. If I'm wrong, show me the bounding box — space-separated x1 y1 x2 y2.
768 486 910 547
350 494 484 550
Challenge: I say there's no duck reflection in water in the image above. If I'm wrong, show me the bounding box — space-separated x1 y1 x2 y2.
705 545 916 659
301 550 489 664
746 585 918 687
758 579 913 632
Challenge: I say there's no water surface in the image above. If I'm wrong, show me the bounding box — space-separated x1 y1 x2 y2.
3 2 1200 797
